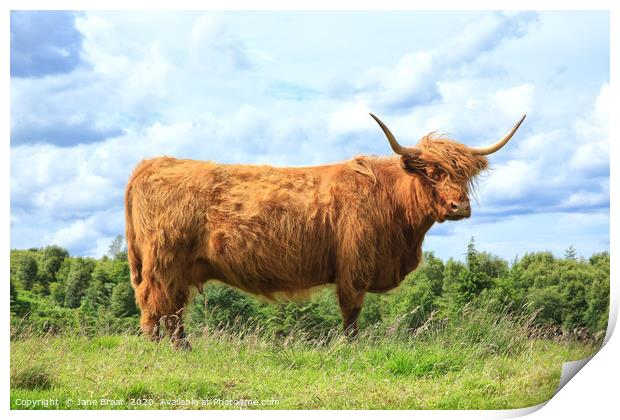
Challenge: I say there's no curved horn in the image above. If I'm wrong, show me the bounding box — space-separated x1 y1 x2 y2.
469 114 527 156
369 113 418 156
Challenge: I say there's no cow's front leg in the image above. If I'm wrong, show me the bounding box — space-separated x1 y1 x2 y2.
163 309 191 351
336 285 367 339
162 289 191 351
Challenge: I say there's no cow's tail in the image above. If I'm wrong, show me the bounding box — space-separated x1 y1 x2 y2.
125 180 142 289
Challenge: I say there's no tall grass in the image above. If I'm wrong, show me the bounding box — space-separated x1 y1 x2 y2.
10 302 601 410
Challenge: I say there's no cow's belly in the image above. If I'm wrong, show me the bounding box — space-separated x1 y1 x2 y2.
230 275 330 298
192 255 333 298
198 215 336 297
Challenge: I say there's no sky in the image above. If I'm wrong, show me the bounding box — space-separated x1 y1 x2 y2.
9 11 610 261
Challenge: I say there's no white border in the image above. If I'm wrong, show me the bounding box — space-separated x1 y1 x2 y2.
3 1 617 419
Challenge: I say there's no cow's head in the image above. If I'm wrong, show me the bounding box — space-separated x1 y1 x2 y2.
371 113 525 223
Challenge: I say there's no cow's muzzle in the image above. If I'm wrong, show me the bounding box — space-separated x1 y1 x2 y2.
446 199 471 220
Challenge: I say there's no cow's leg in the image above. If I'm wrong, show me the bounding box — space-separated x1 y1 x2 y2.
163 311 190 351
162 290 191 351
336 286 367 338
140 311 161 341
335 221 374 339
134 280 162 342
135 254 190 348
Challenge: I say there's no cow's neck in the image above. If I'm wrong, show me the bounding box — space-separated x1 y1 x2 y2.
400 216 434 275
375 157 436 232
369 157 437 280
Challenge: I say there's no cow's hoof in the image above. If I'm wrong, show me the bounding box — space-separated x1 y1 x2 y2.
172 338 192 351
343 327 359 341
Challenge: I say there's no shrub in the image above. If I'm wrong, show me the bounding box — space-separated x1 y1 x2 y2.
11 364 54 390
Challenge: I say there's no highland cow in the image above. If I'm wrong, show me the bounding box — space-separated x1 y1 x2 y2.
125 113 525 349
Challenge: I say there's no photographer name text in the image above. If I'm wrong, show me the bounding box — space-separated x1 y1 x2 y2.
14 397 280 409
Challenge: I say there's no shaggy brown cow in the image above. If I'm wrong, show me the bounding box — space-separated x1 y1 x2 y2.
125 113 525 349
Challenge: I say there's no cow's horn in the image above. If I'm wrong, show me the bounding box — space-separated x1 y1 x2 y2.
369 113 419 156
469 114 526 156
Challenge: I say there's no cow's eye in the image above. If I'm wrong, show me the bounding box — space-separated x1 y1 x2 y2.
433 171 446 181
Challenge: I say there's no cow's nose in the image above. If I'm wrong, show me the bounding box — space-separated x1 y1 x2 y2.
449 200 471 217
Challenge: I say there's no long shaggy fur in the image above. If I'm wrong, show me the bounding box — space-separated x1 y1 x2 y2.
125 135 489 343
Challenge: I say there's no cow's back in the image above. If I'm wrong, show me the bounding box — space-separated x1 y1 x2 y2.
126 157 357 297
198 161 347 296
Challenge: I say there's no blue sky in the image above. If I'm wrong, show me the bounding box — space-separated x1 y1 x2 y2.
10 11 609 261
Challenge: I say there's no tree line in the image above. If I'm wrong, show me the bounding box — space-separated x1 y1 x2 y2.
10 237 609 339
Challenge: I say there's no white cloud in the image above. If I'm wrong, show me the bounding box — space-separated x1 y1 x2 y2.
561 191 608 209
373 50 437 109
474 83 609 215
480 160 538 202
491 84 535 118
46 218 94 250
328 101 371 135
569 83 610 176
189 12 252 71
569 141 609 175
39 208 125 257
10 11 609 258
328 12 536 115
427 211 609 261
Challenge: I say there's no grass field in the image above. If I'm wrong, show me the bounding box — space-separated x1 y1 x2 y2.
10 319 599 410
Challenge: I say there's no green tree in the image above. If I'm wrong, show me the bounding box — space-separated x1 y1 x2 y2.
518 252 560 289
110 282 138 318
16 254 38 291
527 286 564 326
589 251 610 268
64 258 94 308
491 257 528 310
199 285 260 331
438 258 466 315
421 251 445 296
476 252 509 279
562 280 588 331
359 293 384 326
91 259 116 306
105 255 131 286
584 276 609 333
10 281 18 308
187 292 209 332
39 245 69 283
108 235 125 258
10 280 31 317
388 252 446 329
51 258 72 305
584 251 610 333
455 238 491 306
55 258 72 284
79 283 100 334
92 260 112 285
50 281 66 306
564 245 578 261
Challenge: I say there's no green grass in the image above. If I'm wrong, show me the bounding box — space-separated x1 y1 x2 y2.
11 324 599 410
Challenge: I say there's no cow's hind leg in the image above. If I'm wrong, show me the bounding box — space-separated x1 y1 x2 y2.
139 284 191 350
134 280 162 342
140 311 161 341
135 253 191 349
155 261 192 350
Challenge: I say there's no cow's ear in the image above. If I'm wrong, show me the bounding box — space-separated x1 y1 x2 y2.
401 154 427 174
